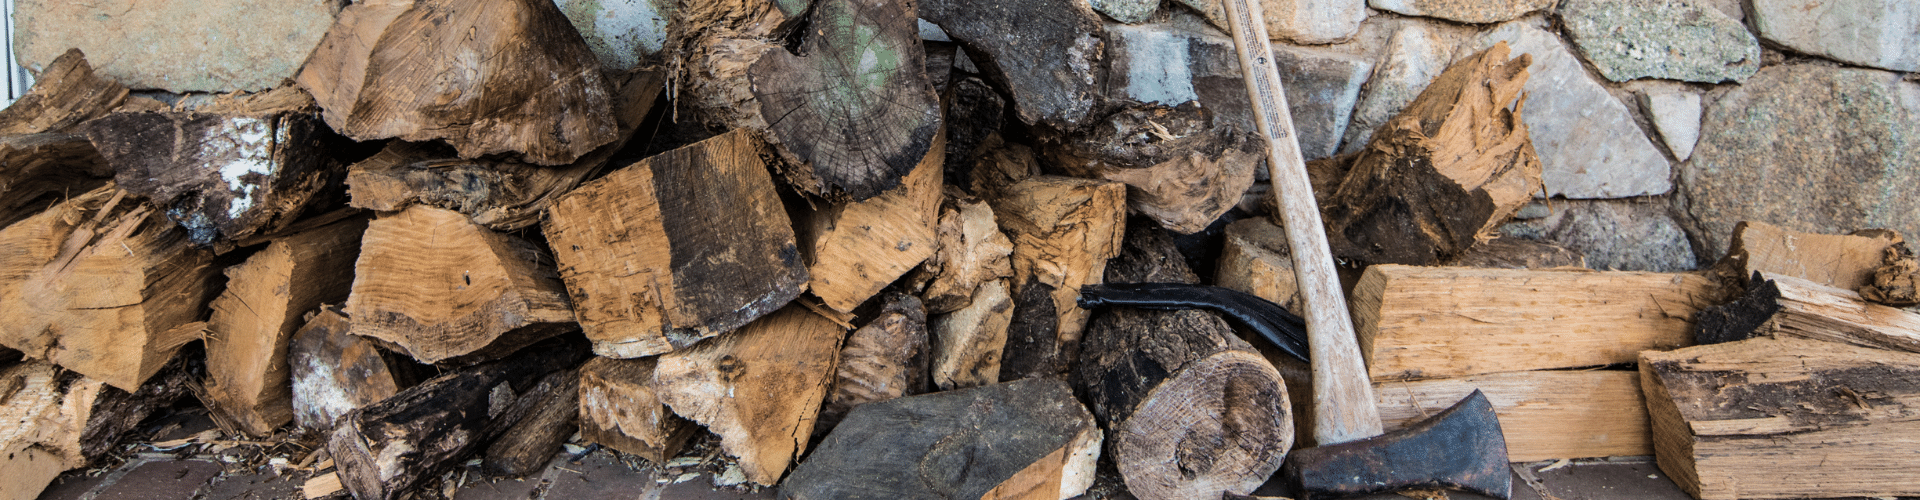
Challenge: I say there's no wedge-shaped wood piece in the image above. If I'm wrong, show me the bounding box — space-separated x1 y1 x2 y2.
989 176 1124 379
0 186 222 390
930 278 1012 390
204 217 367 436
748 0 943 200
0 48 127 135
83 87 349 245
346 205 575 364
653 306 844 485
815 293 929 436
0 134 111 230
783 378 1102 500
289 305 416 431
328 336 588 500
918 194 1014 314
1641 336 1920 500
919 0 1104 132
296 0 616 165
797 129 944 312
1048 102 1261 234
545 129 807 358
1753 272 1920 354
1073 226 1291 500
1375 370 1648 461
1352 265 1716 381
1726 221 1901 291
577 356 695 463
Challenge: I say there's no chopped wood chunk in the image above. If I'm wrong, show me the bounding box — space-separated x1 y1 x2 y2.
0 48 127 135
0 134 111 230
796 129 944 312
919 0 1105 132
1 355 194 500
917 193 1015 314
930 278 1013 390
577 356 695 463
1375 370 1648 461
989 176 1125 380
484 367 580 477
1754 272 1920 354
1048 102 1261 234
1724 220 1899 292
1216 216 1302 315
289 305 416 431
815 293 930 436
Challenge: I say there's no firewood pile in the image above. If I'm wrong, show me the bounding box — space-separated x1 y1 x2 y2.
3 0 1919 499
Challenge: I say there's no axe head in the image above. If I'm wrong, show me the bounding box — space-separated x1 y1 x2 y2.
1279 390 1511 500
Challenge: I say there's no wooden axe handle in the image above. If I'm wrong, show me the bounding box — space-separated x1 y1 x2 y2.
1220 0 1382 445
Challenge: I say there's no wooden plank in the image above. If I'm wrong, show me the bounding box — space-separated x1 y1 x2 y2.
1375 370 1648 461
1352 265 1716 381
1641 336 1920 499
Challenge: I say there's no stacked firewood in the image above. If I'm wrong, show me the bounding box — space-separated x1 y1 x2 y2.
4 1 1919 500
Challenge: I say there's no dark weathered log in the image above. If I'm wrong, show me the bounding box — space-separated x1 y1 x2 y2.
0 185 222 390
83 87 349 245
0 48 127 135
544 129 806 358
577 356 696 463
483 368 580 477
289 305 420 431
2 351 196 500
815 293 930 436
204 216 367 436
939 76 1008 192
919 0 1104 132
988 176 1125 380
327 336 590 500
748 0 943 200
296 0 616 165
1073 224 1292 500
1047 102 1262 234
782 378 1102 500
0 134 112 230
664 0 799 132
794 128 944 312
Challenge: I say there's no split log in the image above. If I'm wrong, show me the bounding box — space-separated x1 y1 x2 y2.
1374 370 1648 461
577 356 696 463
662 0 799 132
345 70 667 231
748 0 944 200
296 0 616 165
1320 42 1540 266
1216 216 1301 315
1750 272 1920 354
782 378 1102 500
917 192 1014 314
1047 102 1262 234
544 129 807 358
795 129 944 312
988 176 1125 380
930 278 1013 390
0 185 222 390
83 87 349 245
0 134 112 230
1351 265 1716 381
919 0 1105 132
815 293 930 436
204 216 368 437
652 305 844 485
1722 221 1898 291
1073 225 1291 500
289 305 422 431
0 49 127 135
327 336 590 500
1641 336 1920 499
1 355 194 500
346 205 575 364
483 368 579 477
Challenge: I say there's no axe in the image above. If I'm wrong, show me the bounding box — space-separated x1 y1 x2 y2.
1215 0 1515 497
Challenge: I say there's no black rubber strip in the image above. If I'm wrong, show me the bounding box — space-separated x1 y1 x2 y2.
1078 283 1310 362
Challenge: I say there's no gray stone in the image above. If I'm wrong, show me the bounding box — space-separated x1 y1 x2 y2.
1369 0 1554 24
1753 0 1920 73
557 0 674 71
1501 200 1699 272
1558 0 1760 83
1092 0 1158 23
1175 0 1367 45
1681 64 1920 259
13 0 341 93
1477 22 1671 198
1341 21 1453 153
1638 88 1701 161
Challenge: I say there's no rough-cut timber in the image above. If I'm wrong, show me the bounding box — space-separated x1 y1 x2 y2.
918 193 1015 314
782 378 1102 500
1073 226 1291 500
483 368 579 477
930 278 1013 390
919 0 1104 132
1216 216 1301 315
748 0 943 200
1352 265 1716 381
1047 102 1262 234
544 129 806 358
296 0 615 165
989 176 1125 379
0 185 222 390
83 87 349 245
0 49 127 135
204 216 367 436
346 205 575 364
1375 370 1648 461
0 134 112 230
346 70 666 231
0 356 195 500
1641 336 1920 500
1751 272 1920 354
289 305 415 431
1320 43 1541 266
815 294 929 436
796 130 944 312
653 306 843 485
1724 221 1901 292
328 336 589 500
577 356 695 463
